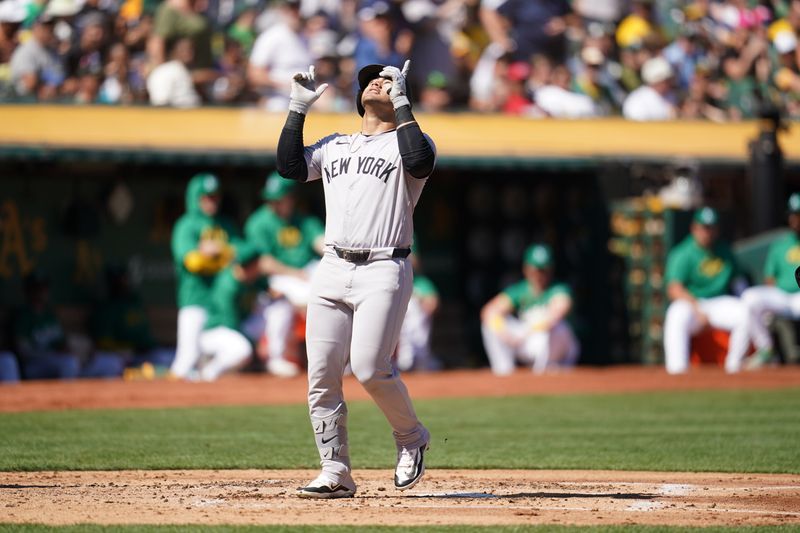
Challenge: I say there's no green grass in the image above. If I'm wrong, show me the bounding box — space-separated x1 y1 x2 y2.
1 526 800 533
1 390 799 473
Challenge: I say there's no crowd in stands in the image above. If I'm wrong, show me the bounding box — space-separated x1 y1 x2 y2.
1 0 800 119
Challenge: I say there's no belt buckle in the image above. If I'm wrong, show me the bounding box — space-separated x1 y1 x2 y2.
338 248 368 263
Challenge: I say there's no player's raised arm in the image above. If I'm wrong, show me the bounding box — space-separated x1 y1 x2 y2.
380 61 436 179
276 66 328 183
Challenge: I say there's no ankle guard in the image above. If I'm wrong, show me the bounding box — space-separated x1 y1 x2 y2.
311 410 349 464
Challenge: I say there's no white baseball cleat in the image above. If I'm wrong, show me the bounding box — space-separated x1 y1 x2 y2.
297 473 356 499
394 443 428 490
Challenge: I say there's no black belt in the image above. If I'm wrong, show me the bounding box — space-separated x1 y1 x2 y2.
333 246 411 263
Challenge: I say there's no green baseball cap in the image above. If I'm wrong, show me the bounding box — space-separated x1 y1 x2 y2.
693 206 719 226
523 243 553 269
788 193 800 214
235 242 260 265
196 172 220 195
263 172 296 201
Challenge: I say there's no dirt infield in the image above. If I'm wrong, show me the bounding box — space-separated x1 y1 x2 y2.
2 469 799 527
2 366 799 527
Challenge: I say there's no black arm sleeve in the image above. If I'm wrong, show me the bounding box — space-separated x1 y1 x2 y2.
395 105 436 179
276 111 309 182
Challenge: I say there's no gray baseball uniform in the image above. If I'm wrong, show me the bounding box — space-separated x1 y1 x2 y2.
299 128 435 481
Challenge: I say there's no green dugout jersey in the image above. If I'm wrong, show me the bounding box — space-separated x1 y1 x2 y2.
764 232 800 293
171 176 240 308
90 296 155 352
665 235 738 299
204 268 265 331
14 306 66 355
244 206 323 269
502 280 571 316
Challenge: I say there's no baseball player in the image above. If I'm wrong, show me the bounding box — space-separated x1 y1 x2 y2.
739 193 800 369
276 60 435 498
663 206 750 374
194 243 262 381
244 172 324 377
480 243 580 375
169 173 239 380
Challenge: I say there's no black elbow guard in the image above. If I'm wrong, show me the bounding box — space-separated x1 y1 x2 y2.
276 111 309 182
395 106 436 179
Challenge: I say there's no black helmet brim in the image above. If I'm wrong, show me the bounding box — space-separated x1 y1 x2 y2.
356 64 385 117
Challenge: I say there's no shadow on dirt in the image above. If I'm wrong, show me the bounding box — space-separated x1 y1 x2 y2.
410 491 656 500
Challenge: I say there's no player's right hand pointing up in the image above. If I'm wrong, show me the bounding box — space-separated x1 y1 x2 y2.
289 65 329 115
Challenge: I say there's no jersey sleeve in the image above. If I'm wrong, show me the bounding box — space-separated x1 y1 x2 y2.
245 212 272 255
170 218 198 267
501 280 526 311
548 282 572 299
763 241 781 280
665 246 690 285
304 133 344 182
304 215 325 241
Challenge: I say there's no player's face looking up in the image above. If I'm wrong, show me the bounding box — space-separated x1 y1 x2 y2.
199 193 220 216
361 76 393 110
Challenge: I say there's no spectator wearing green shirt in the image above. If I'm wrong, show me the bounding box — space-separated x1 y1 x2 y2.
740 193 800 368
663 207 750 374
480 243 579 375
194 243 262 381
244 172 324 377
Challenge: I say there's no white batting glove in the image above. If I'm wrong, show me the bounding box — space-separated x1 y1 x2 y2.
289 65 329 115
379 60 410 109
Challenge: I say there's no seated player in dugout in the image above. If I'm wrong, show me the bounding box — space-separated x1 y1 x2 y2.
169 173 240 380
90 263 175 377
11 272 81 380
740 193 800 369
663 206 750 374
480 243 580 375
244 171 324 378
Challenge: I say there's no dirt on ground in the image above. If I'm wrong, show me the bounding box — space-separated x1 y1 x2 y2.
2 469 799 527
1 366 799 527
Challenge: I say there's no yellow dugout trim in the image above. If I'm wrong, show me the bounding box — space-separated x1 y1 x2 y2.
0 105 797 162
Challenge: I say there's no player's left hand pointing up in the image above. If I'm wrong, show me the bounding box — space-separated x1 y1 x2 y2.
379 60 410 109
289 65 329 115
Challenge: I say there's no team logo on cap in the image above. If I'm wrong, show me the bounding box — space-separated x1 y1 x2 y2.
789 193 800 213
531 247 549 264
204 175 219 193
